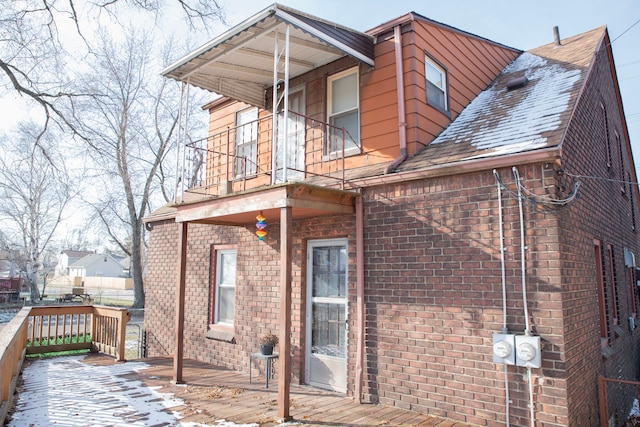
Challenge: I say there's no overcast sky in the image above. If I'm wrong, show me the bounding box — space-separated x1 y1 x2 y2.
211 0 640 174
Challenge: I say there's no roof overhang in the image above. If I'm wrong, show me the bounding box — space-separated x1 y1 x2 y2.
173 183 357 226
162 3 375 107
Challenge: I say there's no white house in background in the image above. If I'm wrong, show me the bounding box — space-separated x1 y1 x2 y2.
56 250 95 276
68 254 125 279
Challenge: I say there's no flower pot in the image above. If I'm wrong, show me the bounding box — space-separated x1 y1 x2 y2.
260 344 273 355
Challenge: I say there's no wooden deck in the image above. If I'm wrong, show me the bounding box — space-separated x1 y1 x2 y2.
82 354 475 427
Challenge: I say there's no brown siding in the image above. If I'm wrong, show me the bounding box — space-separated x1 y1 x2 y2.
407 20 519 156
203 22 519 180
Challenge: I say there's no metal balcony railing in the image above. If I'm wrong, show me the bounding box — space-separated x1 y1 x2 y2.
177 111 358 200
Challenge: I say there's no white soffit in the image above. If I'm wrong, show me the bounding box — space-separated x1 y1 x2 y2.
162 3 375 107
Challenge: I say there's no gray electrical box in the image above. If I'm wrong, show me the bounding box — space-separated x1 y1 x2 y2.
492 333 515 365
515 335 541 368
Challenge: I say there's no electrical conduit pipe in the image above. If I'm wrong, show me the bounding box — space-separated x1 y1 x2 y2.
493 169 510 427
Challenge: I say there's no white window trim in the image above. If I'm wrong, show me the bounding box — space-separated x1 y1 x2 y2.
425 56 448 111
215 248 236 326
327 67 360 157
234 107 258 178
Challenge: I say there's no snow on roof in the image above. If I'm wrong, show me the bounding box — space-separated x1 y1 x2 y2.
396 26 604 172
434 52 580 153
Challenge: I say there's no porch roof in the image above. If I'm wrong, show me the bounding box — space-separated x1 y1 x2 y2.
161 3 375 107
145 183 358 226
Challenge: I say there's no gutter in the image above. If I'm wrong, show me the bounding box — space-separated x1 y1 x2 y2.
354 146 562 189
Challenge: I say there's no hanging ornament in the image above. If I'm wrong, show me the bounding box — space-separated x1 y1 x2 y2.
256 212 267 240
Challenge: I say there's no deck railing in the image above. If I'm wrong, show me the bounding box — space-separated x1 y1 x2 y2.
178 111 357 200
0 305 131 426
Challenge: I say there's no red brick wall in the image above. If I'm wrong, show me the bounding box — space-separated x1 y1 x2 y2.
145 219 179 356
357 46 640 427
554 41 640 426
144 39 640 427
144 213 357 390
360 167 565 426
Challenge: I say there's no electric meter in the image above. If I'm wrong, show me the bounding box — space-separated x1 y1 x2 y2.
515 335 541 368
517 342 536 361
494 340 512 358
492 333 515 365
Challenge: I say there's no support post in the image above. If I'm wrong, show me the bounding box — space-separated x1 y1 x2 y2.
277 206 293 421
355 194 365 402
173 221 188 384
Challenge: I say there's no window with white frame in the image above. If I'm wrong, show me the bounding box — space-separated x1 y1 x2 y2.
327 67 360 155
425 56 447 111
214 248 236 325
235 108 258 177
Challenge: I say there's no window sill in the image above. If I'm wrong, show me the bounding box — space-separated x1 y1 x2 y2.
206 324 235 343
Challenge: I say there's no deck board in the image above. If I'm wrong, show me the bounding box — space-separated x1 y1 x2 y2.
56 354 477 427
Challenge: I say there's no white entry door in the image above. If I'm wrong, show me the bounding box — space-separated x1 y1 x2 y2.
274 86 305 182
306 239 347 393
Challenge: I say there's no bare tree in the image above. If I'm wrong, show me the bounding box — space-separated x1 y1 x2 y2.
0 123 75 302
0 0 223 139
75 27 206 308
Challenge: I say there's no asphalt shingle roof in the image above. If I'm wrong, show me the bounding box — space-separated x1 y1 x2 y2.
396 26 605 173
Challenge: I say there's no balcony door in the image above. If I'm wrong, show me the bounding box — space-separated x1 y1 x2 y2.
306 239 347 393
274 86 305 182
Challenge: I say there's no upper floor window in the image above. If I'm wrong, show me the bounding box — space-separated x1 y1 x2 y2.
425 55 448 111
327 67 360 156
234 108 258 178
601 103 611 169
616 131 626 194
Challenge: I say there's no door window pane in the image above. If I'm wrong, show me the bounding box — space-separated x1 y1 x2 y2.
312 303 346 358
312 246 346 298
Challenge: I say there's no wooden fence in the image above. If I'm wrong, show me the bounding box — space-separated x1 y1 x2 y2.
0 305 130 425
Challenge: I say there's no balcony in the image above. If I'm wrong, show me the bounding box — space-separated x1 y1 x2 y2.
177 111 358 201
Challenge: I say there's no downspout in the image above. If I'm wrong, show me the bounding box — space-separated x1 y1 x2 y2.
355 193 365 402
385 24 408 174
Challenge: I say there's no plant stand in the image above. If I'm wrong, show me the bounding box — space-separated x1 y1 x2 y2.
249 352 279 388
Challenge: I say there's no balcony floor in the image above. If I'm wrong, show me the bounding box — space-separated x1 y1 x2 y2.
7 353 476 427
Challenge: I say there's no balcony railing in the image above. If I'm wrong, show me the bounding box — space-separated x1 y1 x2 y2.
0 305 131 425
177 111 358 200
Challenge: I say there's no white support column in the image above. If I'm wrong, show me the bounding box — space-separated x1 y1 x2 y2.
282 25 290 183
271 25 291 184
175 81 186 203
271 30 280 185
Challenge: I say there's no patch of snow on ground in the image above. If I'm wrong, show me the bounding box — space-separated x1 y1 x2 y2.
0 308 19 323
630 398 640 416
7 355 298 427
8 355 262 427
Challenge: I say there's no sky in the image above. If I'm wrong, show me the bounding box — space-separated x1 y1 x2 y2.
208 0 640 172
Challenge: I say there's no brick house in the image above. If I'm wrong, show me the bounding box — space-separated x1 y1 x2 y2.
143 4 640 426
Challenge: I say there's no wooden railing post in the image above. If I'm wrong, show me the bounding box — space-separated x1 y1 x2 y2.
115 309 130 362
598 375 608 427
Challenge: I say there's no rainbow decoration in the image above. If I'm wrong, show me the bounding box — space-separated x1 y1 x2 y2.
256 212 267 240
